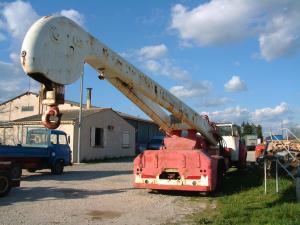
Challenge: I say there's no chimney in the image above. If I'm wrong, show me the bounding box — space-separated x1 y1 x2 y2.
86 88 92 109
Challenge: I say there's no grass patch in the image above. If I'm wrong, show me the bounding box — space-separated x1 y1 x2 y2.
191 165 300 225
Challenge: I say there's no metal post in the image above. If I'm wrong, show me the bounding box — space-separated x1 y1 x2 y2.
296 166 300 202
264 159 267 195
77 73 84 163
276 159 279 193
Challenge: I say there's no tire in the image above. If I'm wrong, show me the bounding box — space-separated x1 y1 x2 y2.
0 172 11 197
10 164 22 179
51 160 64 175
237 154 247 170
27 169 36 173
216 160 224 192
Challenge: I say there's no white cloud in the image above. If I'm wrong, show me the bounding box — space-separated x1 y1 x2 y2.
170 1 300 61
123 45 190 81
170 86 198 98
59 9 84 26
170 2 252 46
2 0 39 40
147 59 189 81
138 44 167 59
170 82 212 98
203 97 232 107
252 102 288 121
259 13 300 61
224 76 247 92
144 60 160 72
202 102 293 131
203 106 250 124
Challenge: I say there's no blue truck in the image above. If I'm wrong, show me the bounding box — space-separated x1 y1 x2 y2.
0 128 72 182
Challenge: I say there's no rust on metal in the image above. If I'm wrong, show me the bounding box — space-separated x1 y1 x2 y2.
21 50 26 66
41 105 62 129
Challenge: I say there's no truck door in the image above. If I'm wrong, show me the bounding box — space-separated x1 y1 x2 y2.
50 133 59 163
58 134 71 165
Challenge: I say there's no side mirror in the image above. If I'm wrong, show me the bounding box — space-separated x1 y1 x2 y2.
67 135 71 144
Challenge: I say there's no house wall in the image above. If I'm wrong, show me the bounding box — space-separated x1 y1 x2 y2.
0 126 15 145
0 92 81 122
72 110 135 162
0 93 40 121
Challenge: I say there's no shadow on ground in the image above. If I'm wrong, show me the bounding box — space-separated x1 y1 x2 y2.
0 186 133 206
217 164 264 196
22 170 132 182
81 156 135 164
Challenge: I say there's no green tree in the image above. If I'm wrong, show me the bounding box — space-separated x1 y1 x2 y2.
242 122 254 136
256 124 263 140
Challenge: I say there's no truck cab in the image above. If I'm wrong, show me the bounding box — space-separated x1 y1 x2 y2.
26 128 72 164
216 123 247 168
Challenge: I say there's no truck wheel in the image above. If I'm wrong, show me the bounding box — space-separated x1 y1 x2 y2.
0 172 11 197
216 160 224 192
237 153 247 170
51 161 64 175
11 164 22 179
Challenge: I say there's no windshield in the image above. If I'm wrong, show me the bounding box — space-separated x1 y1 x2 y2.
217 125 233 136
26 129 48 146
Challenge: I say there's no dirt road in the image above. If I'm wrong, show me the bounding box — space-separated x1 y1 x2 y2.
0 159 207 225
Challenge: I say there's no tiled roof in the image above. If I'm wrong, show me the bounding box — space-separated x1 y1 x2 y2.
14 108 109 122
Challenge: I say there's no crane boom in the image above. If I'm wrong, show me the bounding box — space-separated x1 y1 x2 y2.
21 16 218 145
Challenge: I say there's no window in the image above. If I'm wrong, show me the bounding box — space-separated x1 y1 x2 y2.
232 126 239 137
91 127 104 147
218 125 233 136
59 134 67 145
26 129 48 146
21 106 34 112
122 131 130 148
50 134 58 145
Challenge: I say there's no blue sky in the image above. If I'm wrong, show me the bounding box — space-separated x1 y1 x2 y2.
0 0 299 131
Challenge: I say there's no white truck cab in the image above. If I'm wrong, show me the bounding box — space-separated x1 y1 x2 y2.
217 123 241 162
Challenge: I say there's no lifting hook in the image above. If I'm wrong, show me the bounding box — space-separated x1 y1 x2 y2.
42 105 62 129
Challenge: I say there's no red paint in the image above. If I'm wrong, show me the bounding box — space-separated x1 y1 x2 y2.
133 130 222 192
255 144 266 159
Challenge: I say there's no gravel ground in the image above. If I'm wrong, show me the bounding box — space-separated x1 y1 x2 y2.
0 159 207 225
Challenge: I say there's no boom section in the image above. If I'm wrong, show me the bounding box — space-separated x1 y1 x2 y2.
21 16 218 145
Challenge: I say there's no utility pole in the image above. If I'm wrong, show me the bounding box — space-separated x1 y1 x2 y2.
77 72 84 163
